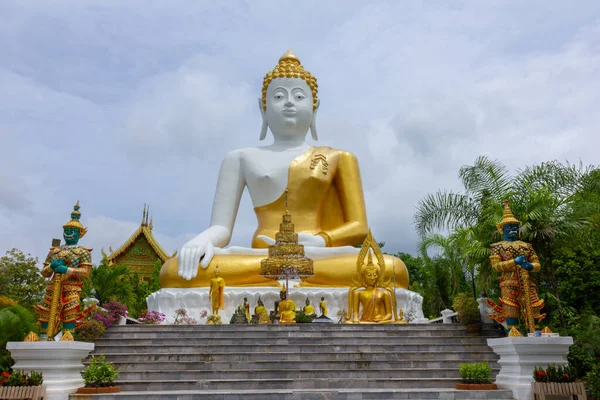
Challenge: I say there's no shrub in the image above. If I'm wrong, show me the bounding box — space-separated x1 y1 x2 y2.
81 355 119 388
585 362 600 399
93 309 118 328
459 361 493 384
533 364 576 383
138 311 165 325
453 293 481 325
103 301 128 321
74 319 106 342
0 305 38 373
1 370 43 387
568 343 596 380
295 310 313 323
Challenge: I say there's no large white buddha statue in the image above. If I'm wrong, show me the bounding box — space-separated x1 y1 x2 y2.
160 50 409 288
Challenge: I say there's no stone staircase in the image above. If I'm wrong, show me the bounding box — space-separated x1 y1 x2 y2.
70 323 513 400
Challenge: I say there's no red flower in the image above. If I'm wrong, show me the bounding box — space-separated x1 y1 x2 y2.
564 373 569 377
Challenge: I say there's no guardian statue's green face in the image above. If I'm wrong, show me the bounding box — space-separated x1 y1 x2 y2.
63 227 80 245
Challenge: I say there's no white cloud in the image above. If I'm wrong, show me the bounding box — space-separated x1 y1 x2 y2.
0 0 599 264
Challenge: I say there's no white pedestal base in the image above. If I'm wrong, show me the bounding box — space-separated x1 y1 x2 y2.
487 336 573 400
147 287 426 324
7 341 95 400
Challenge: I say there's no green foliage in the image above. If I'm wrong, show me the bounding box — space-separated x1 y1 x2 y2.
295 310 313 323
567 343 596 380
81 355 119 388
458 361 492 384
88 258 135 306
0 305 39 373
452 293 480 325
0 249 45 310
533 364 576 383
74 319 106 342
585 363 600 399
2 370 43 387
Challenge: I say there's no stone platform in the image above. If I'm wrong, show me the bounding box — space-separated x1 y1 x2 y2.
147 287 426 324
69 323 513 399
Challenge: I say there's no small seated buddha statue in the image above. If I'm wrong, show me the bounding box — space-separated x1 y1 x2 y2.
254 297 270 324
159 50 409 289
303 297 317 318
346 231 396 324
275 287 296 324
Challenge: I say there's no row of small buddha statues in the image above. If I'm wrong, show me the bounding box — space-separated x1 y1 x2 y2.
229 291 330 325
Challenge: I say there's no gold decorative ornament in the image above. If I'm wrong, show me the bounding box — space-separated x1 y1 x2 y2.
496 199 520 234
262 50 318 111
508 326 522 337
60 331 75 341
23 331 40 342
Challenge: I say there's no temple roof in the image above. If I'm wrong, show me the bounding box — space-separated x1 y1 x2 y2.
105 204 173 266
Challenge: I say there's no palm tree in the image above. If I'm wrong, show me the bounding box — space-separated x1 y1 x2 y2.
414 156 595 327
87 258 136 306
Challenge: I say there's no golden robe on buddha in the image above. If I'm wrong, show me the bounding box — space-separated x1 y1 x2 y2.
160 146 409 288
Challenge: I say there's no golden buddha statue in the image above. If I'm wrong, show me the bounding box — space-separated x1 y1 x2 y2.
208 266 225 316
303 297 317 318
159 50 409 289
243 297 251 322
254 297 270 324
275 287 296 324
319 297 328 317
346 231 396 324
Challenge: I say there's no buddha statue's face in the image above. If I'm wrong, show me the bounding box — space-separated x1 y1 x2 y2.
305 298 310 305
63 227 80 245
280 290 287 300
363 267 379 287
265 78 314 138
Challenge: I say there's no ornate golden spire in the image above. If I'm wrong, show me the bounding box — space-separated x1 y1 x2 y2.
63 201 88 238
262 49 318 111
496 199 520 233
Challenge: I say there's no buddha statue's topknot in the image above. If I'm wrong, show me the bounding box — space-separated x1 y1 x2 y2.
262 50 318 111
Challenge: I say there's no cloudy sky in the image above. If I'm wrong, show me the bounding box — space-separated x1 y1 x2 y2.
1 1 598 264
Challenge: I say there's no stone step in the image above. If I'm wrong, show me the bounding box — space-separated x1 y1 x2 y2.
94 336 490 346
70 388 514 400
115 367 500 380
111 377 478 391
93 350 499 363
93 344 493 354
105 324 500 332
103 331 492 339
99 359 500 371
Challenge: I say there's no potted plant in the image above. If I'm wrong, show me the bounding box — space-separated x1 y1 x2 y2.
207 314 222 325
0 370 45 399
452 293 482 335
456 361 497 390
77 355 120 394
532 364 586 399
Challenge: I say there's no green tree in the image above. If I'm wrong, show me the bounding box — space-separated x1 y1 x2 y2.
0 249 45 310
0 305 38 372
87 257 135 306
414 156 597 327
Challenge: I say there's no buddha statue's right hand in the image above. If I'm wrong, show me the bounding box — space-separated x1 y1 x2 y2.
178 226 229 280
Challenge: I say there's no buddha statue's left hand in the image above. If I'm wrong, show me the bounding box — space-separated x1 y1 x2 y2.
257 233 326 247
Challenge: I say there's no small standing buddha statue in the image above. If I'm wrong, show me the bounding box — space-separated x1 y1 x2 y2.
243 297 251 322
303 297 317 318
319 297 328 317
208 266 226 316
275 286 296 324
346 230 395 324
